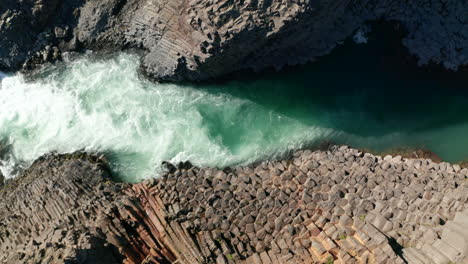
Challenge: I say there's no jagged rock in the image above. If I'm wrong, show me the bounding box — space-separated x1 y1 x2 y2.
0 153 128 264
1 146 468 263
0 0 467 81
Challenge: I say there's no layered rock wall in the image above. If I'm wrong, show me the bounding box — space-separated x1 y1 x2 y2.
0 0 467 81
0 153 124 263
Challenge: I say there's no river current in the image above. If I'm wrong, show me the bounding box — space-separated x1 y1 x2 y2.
0 40 467 182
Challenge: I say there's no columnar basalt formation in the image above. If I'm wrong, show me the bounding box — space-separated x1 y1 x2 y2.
0 153 181 264
1 146 468 263
0 0 467 81
0 153 123 263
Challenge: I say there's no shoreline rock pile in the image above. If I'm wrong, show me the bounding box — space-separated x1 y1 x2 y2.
0 146 467 264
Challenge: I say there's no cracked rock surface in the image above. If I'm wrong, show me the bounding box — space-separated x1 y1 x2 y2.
0 0 467 81
1 146 467 263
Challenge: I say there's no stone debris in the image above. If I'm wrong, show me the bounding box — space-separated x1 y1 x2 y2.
1 146 468 264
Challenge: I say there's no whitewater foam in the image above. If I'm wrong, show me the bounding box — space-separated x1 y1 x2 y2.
1 53 467 182
0 54 335 181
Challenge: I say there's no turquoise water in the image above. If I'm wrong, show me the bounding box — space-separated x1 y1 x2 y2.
0 42 467 182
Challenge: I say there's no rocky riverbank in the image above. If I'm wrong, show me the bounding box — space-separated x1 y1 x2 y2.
0 0 467 82
1 146 467 264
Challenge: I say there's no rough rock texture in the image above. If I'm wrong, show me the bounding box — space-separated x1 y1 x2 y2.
0 0 467 81
0 152 187 264
1 146 468 263
0 153 124 263
132 146 468 264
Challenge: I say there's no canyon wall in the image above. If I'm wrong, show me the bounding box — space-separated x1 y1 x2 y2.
0 0 467 81
1 147 467 264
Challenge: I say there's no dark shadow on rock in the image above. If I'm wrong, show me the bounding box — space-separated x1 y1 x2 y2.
388 237 406 263
187 20 468 149
63 236 125 264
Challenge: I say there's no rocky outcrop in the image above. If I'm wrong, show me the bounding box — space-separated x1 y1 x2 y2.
0 153 125 263
0 0 467 81
131 146 468 264
1 146 468 263
402 209 468 264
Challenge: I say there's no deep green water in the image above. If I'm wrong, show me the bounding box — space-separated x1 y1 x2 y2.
0 37 467 182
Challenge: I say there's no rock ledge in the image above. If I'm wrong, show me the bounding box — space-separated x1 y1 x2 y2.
1 146 468 263
0 0 467 81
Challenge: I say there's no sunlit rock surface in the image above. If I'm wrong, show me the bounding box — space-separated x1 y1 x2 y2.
1 147 467 263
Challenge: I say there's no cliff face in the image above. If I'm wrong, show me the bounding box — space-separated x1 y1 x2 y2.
0 152 181 264
0 0 467 81
1 147 467 264
0 153 122 263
